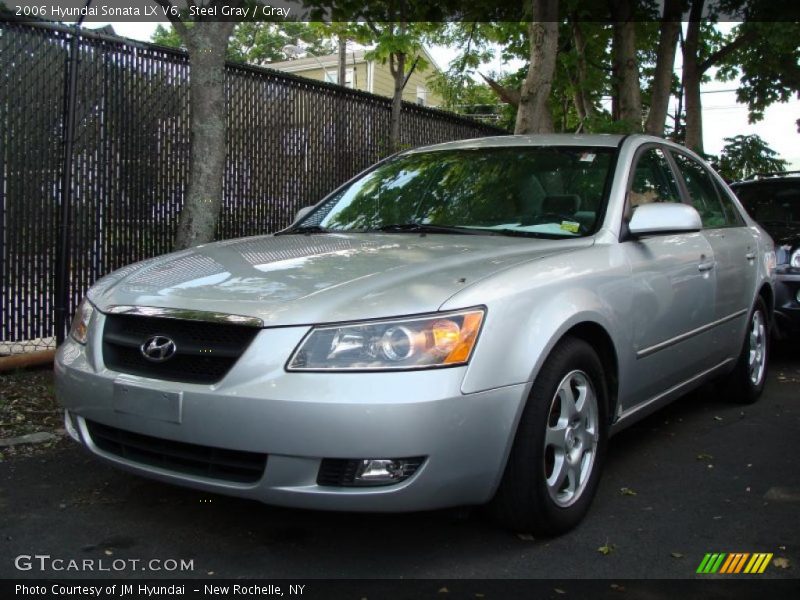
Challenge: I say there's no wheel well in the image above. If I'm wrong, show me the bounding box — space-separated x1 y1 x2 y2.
563 322 619 424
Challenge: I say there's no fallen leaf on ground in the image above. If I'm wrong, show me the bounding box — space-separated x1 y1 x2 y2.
696 453 713 461
554 588 566 594
598 543 616 555
773 557 791 569
516 533 535 541
438 587 449 594
671 552 684 559
619 487 637 496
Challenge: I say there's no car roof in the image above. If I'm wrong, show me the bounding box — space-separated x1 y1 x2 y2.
403 133 711 155
405 134 627 153
730 172 800 187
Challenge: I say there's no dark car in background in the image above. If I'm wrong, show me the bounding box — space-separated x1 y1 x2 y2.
731 172 800 338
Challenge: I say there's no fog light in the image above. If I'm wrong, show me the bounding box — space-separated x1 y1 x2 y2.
355 459 407 484
317 457 425 487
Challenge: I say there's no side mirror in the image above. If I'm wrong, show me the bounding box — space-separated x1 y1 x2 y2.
628 203 702 236
293 206 314 224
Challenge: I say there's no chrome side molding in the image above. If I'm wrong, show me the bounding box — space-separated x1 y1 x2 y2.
104 305 264 327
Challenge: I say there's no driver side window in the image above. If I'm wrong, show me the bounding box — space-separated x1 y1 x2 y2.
627 147 682 210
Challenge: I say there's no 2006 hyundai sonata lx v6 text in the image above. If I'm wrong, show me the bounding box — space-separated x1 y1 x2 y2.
56 134 776 535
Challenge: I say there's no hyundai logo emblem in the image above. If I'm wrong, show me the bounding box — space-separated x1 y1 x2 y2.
140 335 177 362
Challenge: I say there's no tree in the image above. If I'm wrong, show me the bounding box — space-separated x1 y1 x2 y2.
715 21 800 125
644 0 682 136
717 134 787 181
608 0 642 131
151 1 239 249
312 19 435 152
153 21 335 66
515 0 560 133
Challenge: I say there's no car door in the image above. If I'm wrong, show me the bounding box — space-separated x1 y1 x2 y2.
621 145 718 406
670 151 756 360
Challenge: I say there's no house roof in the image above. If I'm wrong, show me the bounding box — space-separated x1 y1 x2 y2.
269 49 369 71
269 46 442 73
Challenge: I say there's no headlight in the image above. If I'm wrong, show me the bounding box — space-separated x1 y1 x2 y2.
791 248 800 269
287 308 485 371
69 298 94 344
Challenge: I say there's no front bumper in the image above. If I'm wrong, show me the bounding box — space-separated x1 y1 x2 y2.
55 316 527 512
774 270 800 338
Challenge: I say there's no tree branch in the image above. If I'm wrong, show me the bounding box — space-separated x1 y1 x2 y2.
402 56 419 91
151 0 188 38
479 73 520 107
699 28 756 74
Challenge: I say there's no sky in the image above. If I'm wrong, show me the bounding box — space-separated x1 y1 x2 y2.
96 22 799 168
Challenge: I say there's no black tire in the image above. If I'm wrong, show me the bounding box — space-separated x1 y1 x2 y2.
489 337 609 536
724 296 769 404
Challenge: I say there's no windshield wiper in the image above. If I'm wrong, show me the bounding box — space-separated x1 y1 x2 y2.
373 223 492 235
494 228 570 239
275 225 330 235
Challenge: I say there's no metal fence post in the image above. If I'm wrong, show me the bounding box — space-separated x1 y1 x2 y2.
54 4 90 345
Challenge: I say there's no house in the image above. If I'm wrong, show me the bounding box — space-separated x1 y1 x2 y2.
269 48 444 108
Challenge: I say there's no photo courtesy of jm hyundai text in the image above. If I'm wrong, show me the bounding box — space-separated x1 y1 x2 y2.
55 134 776 535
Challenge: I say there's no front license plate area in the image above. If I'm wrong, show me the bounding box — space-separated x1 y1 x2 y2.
113 381 183 424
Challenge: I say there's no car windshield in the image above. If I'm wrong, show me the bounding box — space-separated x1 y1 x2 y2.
732 181 800 224
297 147 616 238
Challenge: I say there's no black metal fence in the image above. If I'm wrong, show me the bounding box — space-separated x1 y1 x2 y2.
0 20 505 352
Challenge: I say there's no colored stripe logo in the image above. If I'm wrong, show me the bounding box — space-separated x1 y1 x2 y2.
697 553 773 574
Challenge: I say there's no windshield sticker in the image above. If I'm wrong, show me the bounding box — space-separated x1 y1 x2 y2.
560 221 581 233
579 152 596 162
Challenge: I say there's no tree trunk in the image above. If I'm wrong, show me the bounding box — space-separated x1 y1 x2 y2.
610 0 642 131
682 1 705 153
515 0 559 134
174 21 235 249
389 50 406 152
644 0 681 136
570 20 597 127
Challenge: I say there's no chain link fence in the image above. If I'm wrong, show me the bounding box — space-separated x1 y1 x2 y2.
0 20 506 356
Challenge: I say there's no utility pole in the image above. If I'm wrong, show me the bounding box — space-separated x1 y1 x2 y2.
338 36 346 87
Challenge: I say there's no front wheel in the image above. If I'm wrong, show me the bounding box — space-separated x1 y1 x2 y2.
489 337 608 536
724 297 769 404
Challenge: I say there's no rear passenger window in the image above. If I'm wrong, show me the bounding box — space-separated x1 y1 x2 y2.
712 179 745 226
672 153 738 228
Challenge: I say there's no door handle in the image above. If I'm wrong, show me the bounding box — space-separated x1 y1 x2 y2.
745 251 756 260
698 260 716 272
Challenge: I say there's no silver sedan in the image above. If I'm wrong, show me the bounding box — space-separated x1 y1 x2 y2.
56 134 776 535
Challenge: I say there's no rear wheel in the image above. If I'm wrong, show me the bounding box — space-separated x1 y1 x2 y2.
724 297 769 404
489 337 608 536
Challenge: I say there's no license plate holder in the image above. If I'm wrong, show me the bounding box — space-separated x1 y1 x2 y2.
113 380 183 424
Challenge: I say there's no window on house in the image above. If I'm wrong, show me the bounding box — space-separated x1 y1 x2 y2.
324 69 354 88
416 86 426 106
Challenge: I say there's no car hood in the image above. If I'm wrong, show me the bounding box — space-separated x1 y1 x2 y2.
761 222 800 249
88 233 593 326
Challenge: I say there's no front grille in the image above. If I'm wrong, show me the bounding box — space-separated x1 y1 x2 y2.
86 420 267 484
102 314 259 384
